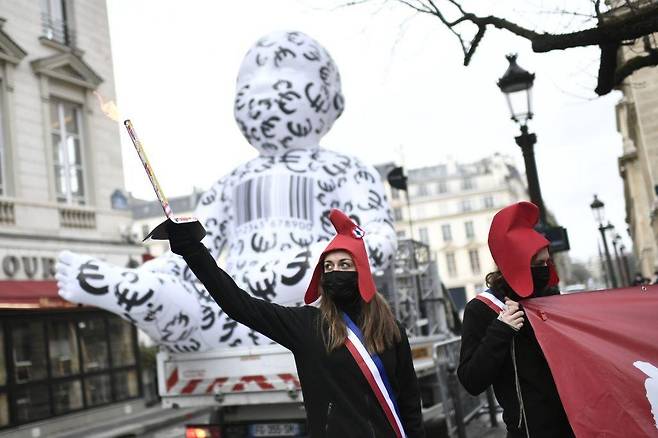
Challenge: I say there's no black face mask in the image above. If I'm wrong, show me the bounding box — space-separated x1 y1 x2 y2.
321 271 360 308
531 265 551 296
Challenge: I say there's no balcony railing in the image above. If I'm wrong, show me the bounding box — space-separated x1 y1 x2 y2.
0 199 15 224
41 13 76 47
59 207 95 229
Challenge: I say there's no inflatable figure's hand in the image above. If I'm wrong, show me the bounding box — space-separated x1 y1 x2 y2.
56 250 210 352
56 250 118 305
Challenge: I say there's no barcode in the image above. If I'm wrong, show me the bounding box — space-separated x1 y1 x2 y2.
234 175 315 225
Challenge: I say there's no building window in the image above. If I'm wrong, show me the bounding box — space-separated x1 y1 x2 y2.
14 385 50 423
79 317 109 372
84 374 112 407
416 184 429 197
41 0 75 46
446 252 457 278
51 99 86 205
419 227 429 244
53 380 83 415
0 393 7 427
465 221 475 240
460 199 473 212
437 180 448 194
483 195 494 208
0 86 5 196
109 317 136 367
469 249 481 274
441 224 452 242
0 326 6 427
393 207 403 221
4 313 140 427
462 177 475 190
48 320 80 377
114 370 139 400
0 325 5 386
141 224 151 240
12 322 48 384
397 230 407 239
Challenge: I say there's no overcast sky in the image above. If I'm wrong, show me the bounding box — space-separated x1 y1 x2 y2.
106 0 629 262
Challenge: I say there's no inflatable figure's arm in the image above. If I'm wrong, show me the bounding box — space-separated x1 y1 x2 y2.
56 178 231 352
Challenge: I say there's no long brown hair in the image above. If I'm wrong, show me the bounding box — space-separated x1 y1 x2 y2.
485 270 517 298
318 288 401 354
486 270 506 292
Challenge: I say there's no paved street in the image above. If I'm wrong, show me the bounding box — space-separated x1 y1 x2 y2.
464 412 507 438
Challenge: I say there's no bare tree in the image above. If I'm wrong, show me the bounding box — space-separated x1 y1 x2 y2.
347 0 658 95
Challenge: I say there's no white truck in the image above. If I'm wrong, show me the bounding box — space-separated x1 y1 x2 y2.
155 240 463 437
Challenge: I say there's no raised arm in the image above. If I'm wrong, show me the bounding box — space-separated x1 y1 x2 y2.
168 223 312 351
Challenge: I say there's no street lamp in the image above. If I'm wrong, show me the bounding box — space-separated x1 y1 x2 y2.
590 195 618 288
612 233 627 286
498 54 546 226
619 242 632 286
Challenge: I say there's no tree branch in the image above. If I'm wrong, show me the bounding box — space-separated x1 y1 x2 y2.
607 49 658 93
386 0 658 95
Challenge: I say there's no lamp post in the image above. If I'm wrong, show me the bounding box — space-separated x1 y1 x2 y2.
619 243 632 286
498 54 546 226
611 233 627 286
590 195 618 288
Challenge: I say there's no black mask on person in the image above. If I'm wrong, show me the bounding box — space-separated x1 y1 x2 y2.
531 265 551 296
321 271 360 308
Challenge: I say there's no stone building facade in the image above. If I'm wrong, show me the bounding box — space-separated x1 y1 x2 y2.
0 1 143 435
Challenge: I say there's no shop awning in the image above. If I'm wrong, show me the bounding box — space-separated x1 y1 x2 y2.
0 280 77 309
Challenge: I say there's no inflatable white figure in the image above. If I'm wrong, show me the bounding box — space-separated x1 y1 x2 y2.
634 361 658 429
56 31 397 352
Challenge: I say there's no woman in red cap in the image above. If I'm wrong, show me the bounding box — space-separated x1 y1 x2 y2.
457 202 574 438
166 208 424 438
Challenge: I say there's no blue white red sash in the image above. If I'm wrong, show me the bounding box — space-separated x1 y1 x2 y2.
342 313 406 438
475 290 507 314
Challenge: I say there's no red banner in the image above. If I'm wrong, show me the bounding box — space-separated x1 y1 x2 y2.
524 286 658 438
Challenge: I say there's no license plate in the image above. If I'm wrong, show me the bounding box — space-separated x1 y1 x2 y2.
250 422 300 437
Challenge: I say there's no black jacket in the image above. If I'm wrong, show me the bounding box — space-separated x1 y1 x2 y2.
457 291 574 438
182 243 425 438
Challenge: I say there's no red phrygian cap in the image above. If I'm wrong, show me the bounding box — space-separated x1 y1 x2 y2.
304 209 377 304
488 202 559 297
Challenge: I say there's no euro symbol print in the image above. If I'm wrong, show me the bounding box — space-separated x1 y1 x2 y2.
76 260 109 295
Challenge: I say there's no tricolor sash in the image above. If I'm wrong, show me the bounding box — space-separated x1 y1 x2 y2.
475 290 507 314
342 313 406 438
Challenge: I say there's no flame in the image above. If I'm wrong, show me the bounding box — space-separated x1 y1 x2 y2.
93 91 120 122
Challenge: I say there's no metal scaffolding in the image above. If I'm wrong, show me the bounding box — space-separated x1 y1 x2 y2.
375 239 449 337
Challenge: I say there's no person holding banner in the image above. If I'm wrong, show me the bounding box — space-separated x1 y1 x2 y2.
457 202 575 438
166 208 424 438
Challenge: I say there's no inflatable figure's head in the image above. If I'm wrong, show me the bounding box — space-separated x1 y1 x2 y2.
234 31 345 156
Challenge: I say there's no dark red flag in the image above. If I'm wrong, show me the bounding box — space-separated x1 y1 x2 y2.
524 286 658 437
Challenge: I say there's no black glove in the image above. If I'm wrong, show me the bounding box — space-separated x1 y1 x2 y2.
165 219 206 256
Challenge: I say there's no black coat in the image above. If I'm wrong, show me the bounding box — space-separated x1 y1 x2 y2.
182 243 425 438
457 290 574 438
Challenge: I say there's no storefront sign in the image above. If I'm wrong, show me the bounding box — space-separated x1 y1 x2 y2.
1 255 57 279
